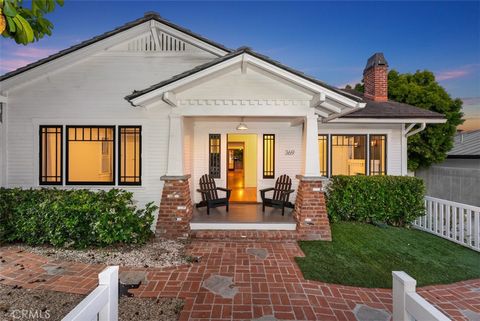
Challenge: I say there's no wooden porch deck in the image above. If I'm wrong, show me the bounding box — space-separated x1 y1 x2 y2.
191 203 296 230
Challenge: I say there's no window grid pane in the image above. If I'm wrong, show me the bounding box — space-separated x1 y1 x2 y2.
263 134 275 178
119 126 141 185
331 135 366 176
66 126 115 185
209 134 221 178
370 135 386 175
318 135 328 177
39 126 62 185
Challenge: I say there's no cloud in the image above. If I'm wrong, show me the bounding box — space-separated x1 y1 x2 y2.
14 47 58 59
0 59 34 73
436 64 480 81
0 44 59 73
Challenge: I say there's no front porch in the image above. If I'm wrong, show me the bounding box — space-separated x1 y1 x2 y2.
191 203 296 230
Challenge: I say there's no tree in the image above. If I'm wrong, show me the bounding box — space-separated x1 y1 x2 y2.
350 70 463 171
0 0 63 45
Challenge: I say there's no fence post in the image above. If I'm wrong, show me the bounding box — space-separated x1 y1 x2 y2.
98 266 119 321
392 271 416 321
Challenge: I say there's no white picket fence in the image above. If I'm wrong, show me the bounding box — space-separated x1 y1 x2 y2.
62 266 118 321
413 196 480 252
393 271 451 321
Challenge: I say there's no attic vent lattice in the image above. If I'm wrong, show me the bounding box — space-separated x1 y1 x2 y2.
127 32 187 52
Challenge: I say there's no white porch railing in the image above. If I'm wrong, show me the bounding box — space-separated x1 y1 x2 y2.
393 271 451 321
62 266 118 321
412 196 480 252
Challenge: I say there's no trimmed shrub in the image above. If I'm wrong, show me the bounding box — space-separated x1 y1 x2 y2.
0 188 157 248
325 175 425 226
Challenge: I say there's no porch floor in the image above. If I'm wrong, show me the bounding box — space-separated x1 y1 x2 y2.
191 203 296 230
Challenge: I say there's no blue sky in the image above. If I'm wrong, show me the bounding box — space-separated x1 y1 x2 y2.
1 1 479 129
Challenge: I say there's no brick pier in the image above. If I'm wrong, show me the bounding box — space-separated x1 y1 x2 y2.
156 175 193 239
294 175 332 241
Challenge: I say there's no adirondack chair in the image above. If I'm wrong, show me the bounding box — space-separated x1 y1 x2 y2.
259 174 295 216
196 174 231 215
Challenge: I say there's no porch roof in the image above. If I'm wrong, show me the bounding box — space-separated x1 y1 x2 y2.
125 47 363 104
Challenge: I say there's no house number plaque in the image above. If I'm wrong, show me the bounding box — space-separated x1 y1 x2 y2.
285 150 295 156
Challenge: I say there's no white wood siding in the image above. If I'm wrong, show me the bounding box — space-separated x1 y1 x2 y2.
3 52 216 210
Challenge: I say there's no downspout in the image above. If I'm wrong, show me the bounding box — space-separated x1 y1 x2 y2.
401 123 427 176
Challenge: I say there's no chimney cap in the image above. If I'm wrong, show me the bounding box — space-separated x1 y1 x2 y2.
364 53 388 73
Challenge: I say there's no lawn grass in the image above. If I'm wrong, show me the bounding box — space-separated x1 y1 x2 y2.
296 222 480 288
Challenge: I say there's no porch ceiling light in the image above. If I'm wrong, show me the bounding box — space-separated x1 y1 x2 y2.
236 117 248 130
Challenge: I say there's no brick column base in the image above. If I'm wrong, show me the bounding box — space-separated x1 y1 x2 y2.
293 175 332 241
156 175 193 239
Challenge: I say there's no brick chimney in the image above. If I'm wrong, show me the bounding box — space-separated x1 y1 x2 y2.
363 53 388 102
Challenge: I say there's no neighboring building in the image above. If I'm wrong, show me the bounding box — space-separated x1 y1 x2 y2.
0 13 445 239
416 130 480 206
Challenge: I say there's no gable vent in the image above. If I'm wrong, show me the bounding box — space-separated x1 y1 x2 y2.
127 32 187 52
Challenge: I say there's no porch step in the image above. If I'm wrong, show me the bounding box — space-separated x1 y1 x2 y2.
190 229 299 241
190 222 296 231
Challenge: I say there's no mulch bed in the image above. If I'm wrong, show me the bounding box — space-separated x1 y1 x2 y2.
10 238 188 268
0 284 183 321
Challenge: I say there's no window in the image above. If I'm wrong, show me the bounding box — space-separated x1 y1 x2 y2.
119 126 141 185
318 135 328 177
209 134 221 178
66 126 115 184
39 126 62 185
331 135 366 176
263 134 275 178
370 135 386 175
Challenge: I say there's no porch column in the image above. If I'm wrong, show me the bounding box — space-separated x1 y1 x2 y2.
293 114 332 241
166 113 185 176
303 114 321 177
156 112 193 239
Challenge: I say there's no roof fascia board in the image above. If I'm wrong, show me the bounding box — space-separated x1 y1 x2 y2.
327 117 447 124
1 23 150 91
151 20 229 56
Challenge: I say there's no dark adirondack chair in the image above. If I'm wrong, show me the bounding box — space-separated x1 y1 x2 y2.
260 174 295 215
196 174 231 215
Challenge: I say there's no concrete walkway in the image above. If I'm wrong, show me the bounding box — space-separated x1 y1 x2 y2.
1 241 479 321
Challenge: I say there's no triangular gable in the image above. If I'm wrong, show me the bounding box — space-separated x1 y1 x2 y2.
0 12 231 87
126 48 366 118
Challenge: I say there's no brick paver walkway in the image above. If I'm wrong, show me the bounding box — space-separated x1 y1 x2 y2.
1 241 479 321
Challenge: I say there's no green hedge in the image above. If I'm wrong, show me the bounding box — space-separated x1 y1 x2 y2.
0 188 157 248
325 176 425 226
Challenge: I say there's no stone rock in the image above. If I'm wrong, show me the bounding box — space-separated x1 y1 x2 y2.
119 271 147 285
202 274 238 299
353 304 390 321
246 248 269 260
41 264 65 276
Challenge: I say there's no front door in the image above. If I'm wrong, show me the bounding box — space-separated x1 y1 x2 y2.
227 134 257 202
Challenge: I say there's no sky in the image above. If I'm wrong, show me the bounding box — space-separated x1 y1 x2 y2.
0 1 479 130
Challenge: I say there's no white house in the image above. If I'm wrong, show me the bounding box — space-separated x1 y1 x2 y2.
0 13 445 240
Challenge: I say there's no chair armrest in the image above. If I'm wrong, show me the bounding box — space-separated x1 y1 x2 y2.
197 189 212 194
216 187 231 192
280 189 295 195
259 187 274 193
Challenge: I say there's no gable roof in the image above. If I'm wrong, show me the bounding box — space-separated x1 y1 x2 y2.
447 130 480 158
0 12 232 82
339 89 445 119
125 46 364 103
